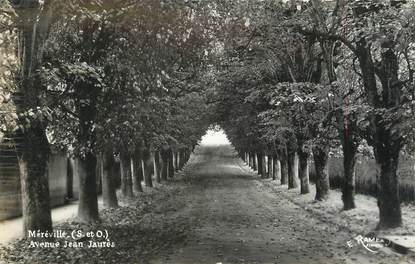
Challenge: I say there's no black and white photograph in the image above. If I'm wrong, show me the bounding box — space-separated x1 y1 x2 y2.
0 0 415 263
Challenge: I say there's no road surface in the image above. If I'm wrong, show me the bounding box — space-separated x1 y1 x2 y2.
2 143 413 264
148 144 413 264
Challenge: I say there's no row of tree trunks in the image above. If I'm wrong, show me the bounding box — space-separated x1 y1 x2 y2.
309 3 401 227
245 152 280 180
12 0 197 234
102 146 190 209
101 146 193 213
245 152 284 182
144 148 191 186
243 150 311 196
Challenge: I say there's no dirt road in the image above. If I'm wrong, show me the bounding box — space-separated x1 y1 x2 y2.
2 143 412 264
148 144 413 264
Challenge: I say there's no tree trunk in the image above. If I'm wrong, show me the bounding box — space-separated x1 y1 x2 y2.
172 151 177 172
132 149 143 193
102 151 118 208
119 151 134 198
186 149 190 164
96 159 102 195
294 153 299 181
376 152 402 229
279 148 288 185
249 152 254 168
76 80 100 223
182 150 187 168
168 148 175 178
298 150 310 194
267 155 273 179
272 156 281 181
142 148 153 187
257 153 263 176
263 154 268 177
77 153 99 222
254 153 258 171
66 157 73 199
17 127 53 236
175 151 179 171
281 160 288 185
356 42 403 228
154 152 161 183
287 151 298 189
181 149 186 168
342 137 357 210
184 150 187 165
376 49 402 228
374 134 402 228
175 152 180 171
259 153 266 177
160 148 169 181
178 150 183 170
165 159 170 179
312 146 330 201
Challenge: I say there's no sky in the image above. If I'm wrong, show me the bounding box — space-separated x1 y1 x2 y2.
200 129 230 146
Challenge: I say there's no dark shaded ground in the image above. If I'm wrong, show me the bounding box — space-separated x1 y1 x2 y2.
0 182 191 264
1 144 415 264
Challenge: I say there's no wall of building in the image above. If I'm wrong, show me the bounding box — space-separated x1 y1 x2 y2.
0 150 73 220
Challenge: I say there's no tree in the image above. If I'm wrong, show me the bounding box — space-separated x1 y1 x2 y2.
300 0 415 228
11 0 55 235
